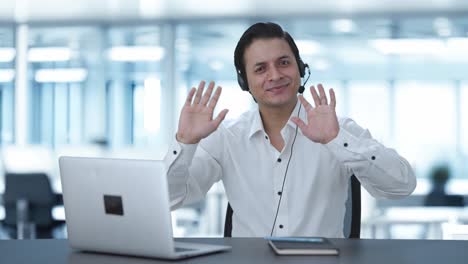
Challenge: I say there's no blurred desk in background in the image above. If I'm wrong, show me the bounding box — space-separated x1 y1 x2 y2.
363 206 468 239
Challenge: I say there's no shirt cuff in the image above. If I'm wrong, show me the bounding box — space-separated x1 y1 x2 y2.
166 137 199 167
324 127 376 163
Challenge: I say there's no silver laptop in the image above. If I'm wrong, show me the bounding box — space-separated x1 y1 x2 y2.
59 156 231 260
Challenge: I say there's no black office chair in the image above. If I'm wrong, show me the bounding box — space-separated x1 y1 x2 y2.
344 175 361 238
224 175 361 238
2 172 64 239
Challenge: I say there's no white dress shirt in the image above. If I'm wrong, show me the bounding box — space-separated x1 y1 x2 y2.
164 101 416 238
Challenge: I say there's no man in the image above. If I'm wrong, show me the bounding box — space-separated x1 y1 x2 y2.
164 22 416 237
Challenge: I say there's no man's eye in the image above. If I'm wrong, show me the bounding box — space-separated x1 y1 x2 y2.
280 60 290 65
254 67 264 73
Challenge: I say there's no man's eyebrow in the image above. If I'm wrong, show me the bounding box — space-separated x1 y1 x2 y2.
278 55 291 60
253 61 266 67
253 55 291 67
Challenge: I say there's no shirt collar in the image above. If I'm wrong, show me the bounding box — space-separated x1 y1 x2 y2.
248 108 265 139
248 99 305 139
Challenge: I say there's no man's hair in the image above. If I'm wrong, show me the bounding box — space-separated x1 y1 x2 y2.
234 22 302 85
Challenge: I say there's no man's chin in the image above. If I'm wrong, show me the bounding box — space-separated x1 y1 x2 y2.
260 96 297 108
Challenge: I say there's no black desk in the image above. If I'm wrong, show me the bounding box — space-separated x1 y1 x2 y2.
1 237 468 263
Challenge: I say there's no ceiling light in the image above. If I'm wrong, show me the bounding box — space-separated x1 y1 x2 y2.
370 39 446 55
35 68 87 83
311 59 330 71
28 47 72 62
108 46 165 61
331 19 356 33
295 40 322 55
209 60 224 71
0 48 16 62
0 69 15 82
139 0 166 17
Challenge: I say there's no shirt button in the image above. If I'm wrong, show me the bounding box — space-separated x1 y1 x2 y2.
344 143 348 147
277 158 282 163
265 135 268 140
279 225 284 229
277 191 282 196
173 150 177 155
371 156 376 160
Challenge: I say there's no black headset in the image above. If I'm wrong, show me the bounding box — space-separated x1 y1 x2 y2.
236 57 308 94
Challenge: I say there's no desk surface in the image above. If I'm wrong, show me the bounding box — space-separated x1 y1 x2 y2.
1 237 468 264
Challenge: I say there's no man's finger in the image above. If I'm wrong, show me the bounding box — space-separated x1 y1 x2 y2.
291 117 307 132
208 86 223 110
193 81 205 104
185 87 196 106
329 88 336 109
310 86 321 107
213 109 229 128
318 84 328 105
299 95 313 112
200 81 215 106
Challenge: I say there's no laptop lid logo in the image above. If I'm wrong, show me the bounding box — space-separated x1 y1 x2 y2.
103 195 124 216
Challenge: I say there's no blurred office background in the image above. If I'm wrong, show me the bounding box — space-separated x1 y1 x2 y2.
1 0 468 239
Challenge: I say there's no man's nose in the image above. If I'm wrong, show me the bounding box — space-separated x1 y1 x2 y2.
267 65 282 81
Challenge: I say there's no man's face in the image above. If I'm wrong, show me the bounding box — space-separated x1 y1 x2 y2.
243 38 301 109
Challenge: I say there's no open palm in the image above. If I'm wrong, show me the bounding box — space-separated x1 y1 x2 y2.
177 81 228 144
291 84 339 144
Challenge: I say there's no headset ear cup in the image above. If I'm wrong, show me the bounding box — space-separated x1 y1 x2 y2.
237 72 249 91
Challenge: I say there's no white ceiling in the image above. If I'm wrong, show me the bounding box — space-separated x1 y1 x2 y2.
1 0 468 22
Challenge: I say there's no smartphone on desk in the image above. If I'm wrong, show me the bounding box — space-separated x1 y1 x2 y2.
266 237 339 256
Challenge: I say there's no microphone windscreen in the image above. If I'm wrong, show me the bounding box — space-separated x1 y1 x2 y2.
298 86 305 94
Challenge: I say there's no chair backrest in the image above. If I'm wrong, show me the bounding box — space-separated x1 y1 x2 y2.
3 172 55 227
343 175 361 238
224 175 361 238
224 203 234 237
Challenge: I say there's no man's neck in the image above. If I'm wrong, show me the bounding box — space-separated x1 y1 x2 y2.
259 99 297 135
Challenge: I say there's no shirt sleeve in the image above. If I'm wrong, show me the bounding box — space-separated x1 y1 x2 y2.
325 117 416 199
163 133 223 210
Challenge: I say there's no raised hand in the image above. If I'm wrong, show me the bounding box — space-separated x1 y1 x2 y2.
291 84 339 144
176 81 229 144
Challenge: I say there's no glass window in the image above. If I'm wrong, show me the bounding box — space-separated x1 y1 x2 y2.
175 22 252 123
394 81 457 178
107 25 166 148
348 81 390 144
132 77 162 146
461 83 468 156
0 26 15 144
28 26 100 147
